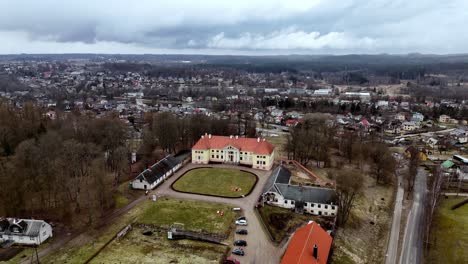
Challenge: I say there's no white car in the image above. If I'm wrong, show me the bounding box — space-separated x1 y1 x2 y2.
235 219 248 226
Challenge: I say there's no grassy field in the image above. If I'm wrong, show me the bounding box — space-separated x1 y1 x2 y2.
426 197 468 264
172 168 257 197
258 205 315 244
34 198 236 264
137 197 237 235
331 170 394 264
91 227 227 264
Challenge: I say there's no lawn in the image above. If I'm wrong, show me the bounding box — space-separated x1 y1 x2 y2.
172 168 257 197
137 197 237 235
91 227 227 264
257 205 318 244
39 198 236 264
426 197 468 264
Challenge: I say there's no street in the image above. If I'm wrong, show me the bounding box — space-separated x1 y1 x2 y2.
399 168 427 264
385 174 404 264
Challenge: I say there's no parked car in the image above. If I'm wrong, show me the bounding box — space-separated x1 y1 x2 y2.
234 240 247 246
236 229 248 235
232 248 245 256
235 219 248 226
223 257 240 264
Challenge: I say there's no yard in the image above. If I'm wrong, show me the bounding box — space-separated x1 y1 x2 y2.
137 197 237 235
257 205 327 244
36 198 237 264
172 168 257 197
426 197 468 264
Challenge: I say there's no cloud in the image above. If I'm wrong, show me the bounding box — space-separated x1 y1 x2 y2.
0 0 467 54
207 29 377 51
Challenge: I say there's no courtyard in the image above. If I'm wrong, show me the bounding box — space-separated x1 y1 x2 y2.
172 167 257 198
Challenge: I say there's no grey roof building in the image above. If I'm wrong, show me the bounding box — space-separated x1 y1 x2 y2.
262 166 338 216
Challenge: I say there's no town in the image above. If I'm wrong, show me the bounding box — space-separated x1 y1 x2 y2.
0 53 466 264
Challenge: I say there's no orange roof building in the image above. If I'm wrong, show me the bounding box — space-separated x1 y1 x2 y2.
281 221 332 264
192 134 275 170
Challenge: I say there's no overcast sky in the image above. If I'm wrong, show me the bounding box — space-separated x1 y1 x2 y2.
1 0 467 55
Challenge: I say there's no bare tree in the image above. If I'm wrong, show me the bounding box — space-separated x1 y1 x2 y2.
336 170 364 226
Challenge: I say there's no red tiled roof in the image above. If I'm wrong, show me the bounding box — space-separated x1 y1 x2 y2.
192 135 275 155
281 222 332 264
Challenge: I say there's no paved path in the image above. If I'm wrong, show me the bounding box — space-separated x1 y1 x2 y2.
399 169 427 264
157 163 283 264
385 174 404 264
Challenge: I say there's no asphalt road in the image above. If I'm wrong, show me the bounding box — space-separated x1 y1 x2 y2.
399 169 427 264
385 174 404 264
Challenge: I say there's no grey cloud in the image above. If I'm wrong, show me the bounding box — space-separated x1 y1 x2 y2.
0 0 467 54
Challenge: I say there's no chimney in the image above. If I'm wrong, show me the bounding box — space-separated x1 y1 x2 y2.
313 244 318 259
257 137 260 142
235 135 238 139
230 135 233 139
201 135 204 139
208 134 212 139
263 138 266 142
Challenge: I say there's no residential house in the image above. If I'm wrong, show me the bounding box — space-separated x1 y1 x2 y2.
404 146 428 161
0 218 52 246
192 134 275 170
132 155 182 190
262 166 338 216
439 115 451 123
412 112 424 123
281 221 332 264
402 121 419 131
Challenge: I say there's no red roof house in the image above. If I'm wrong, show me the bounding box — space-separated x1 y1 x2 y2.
192 135 274 155
281 221 332 264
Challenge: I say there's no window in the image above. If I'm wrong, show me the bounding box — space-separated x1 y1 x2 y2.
274 199 278 202
311 204 315 208
291 201 295 205
30 237 35 241
284 200 288 204
325 205 328 209
331 206 335 210
240 157 243 161
311 210 314 214
216 155 219 158
304 202 308 206
139 178 142 183
256 161 260 164
318 204 321 208
324 212 328 215
331 213 335 216
212 155 214 158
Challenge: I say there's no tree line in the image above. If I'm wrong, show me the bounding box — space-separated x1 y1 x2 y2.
0 101 128 227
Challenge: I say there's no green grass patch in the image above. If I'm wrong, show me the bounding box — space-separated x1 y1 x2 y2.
40 198 236 264
113 193 129 208
137 197 236 235
258 205 313 244
426 197 468 264
172 168 257 197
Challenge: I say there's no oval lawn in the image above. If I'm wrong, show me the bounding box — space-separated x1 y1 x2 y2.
172 168 257 198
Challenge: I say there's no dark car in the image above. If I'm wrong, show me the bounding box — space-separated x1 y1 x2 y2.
232 248 245 256
236 229 248 235
234 240 247 246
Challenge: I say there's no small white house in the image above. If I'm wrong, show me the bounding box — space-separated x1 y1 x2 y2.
131 155 182 190
262 166 338 217
0 218 52 246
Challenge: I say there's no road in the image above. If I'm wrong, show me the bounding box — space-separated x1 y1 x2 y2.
399 169 427 264
385 174 404 264
157 163 283 264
